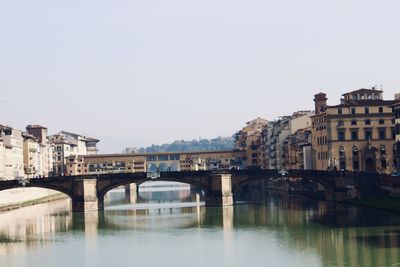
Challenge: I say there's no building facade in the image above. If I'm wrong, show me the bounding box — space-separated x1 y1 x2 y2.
26 125 54 177
234 118 268 168
260 111 313 170
49 131 99 176
65 150 246 175
312 88 397 173
0 125 24 179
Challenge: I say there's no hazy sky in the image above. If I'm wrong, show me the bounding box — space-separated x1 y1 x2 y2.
1 0 399 153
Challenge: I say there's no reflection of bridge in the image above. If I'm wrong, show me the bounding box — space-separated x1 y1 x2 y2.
0 170 392 212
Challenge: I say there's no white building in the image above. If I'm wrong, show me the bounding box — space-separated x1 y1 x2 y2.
26 125 54 177
0 125 24 179
0 138 4 179
49 131 99 175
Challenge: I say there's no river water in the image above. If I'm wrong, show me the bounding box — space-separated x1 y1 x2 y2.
1 184 400 267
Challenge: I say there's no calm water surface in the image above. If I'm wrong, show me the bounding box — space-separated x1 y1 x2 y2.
1 185 400 267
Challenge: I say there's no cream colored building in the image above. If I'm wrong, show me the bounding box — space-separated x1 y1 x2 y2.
0 138 4 179
260 111 313 170
0 125 24 179
22 133 40 178
26 125 54 177
312 88 397 173
49 131 99 176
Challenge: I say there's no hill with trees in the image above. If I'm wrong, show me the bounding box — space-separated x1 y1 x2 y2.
136 137 234 153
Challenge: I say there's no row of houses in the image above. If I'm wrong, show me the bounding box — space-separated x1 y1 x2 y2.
235 88 400 174
65 150 246 176
0 125 99 180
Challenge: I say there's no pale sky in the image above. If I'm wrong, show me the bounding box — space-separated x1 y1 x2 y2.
1 0 399 153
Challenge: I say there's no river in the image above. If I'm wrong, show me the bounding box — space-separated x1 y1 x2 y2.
1 184 400 267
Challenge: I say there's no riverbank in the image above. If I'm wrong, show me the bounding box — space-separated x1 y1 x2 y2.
0 191 68 213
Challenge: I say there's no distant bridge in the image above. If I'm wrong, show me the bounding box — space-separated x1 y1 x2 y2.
0 170 392 212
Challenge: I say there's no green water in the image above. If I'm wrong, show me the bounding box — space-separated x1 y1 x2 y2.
1 188 400 267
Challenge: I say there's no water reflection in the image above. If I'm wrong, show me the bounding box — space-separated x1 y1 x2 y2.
1 188 400 267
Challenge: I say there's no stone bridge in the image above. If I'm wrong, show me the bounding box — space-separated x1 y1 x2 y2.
0 170 388 212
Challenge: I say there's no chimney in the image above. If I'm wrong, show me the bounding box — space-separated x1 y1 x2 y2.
314 93 328 115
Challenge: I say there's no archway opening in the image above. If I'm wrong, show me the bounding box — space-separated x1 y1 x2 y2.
147 163 158 173
158 163 169 172
103 181 206 209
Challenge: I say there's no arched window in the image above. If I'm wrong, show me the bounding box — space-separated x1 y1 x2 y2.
339 146 345 158
380 145 386 155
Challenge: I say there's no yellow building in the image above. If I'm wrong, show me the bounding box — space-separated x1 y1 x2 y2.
65 150 246 175
66 154 146 175
312 88 398 173
22 133 40 178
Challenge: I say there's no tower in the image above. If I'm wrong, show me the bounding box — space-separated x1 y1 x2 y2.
314 93 328 114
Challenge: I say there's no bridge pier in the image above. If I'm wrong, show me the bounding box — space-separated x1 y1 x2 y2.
72 179 103 212
124 183 138 204
205 174 234 206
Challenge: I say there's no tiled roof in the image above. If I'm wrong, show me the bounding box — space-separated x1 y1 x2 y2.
342 88 383 96
329 99 399 108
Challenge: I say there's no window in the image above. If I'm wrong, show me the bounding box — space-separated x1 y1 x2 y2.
380 145 386 155
338 108 342 115
353 161 359 171
352 146 359 157
365 120 371 125
351 129 358 141
379 128 386 140
337 120 344 126
365 107 369 114
379 107 383 113
364 129 372 141
351 120 357 126
379 119 385 125
351 108 356 115
367 94 372 100
338 130 345 141
339 146 345 157
395 108 400 119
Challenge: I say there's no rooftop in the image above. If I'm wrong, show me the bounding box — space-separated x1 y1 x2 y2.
329 99 399 108
342 88 383 96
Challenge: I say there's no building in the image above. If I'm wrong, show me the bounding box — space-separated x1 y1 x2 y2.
0 125 24 179
66 154 146 176
0 138 4 179
65 150 246 175
260 111 313 170
391 101 400 172
284 127 313 170
311 88 398 173
49 131 99 175
235 118 268 168
26 125 54 177
22 132 40 178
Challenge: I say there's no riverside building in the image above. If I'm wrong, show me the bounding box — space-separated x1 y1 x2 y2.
311 88 398 173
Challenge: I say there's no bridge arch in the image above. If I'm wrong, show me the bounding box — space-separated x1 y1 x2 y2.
97 174 210 203
147 163 158 172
